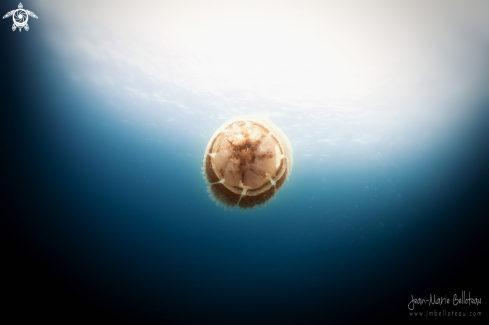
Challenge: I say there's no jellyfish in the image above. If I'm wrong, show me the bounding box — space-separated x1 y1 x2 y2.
203 115 293 209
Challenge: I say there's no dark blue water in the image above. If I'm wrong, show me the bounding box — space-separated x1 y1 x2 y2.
2 18 488 324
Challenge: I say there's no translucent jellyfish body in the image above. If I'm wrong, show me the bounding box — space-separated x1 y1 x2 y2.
203 115 293 209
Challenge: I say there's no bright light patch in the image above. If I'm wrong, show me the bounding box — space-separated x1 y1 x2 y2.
39 0 489 163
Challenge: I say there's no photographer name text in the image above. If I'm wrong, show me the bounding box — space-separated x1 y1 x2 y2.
408 291 481 311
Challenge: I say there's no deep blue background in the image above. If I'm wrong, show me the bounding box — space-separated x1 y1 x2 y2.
1 15 488 324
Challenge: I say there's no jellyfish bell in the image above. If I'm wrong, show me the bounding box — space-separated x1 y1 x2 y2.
203 115 293 209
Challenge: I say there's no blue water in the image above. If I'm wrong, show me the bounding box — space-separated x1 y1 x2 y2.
2 19 488 324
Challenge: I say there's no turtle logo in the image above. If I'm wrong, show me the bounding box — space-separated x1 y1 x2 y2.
3 3 38 32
